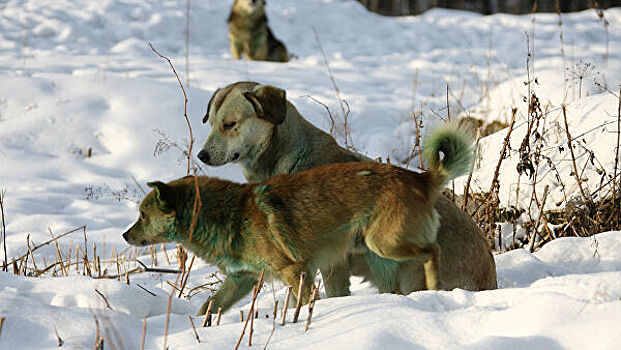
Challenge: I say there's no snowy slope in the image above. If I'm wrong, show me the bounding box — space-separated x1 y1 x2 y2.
1 0 621 349
1 232 620 349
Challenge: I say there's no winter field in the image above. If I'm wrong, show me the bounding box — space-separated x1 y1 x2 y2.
1 0 621 349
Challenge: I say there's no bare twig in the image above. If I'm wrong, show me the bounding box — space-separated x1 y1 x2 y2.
462 127 482 211
94 289 113 310
304 285 319 331
0 190 7 271
12 226 85 265
215 307 222 326
49 228 68 276
184 0 191 88
0 317 5 342
163 273 181 350
312 26 353 149
292 272 306 323
188 316 200 343
178 254 196 298
140 318 147 350
54 325 64 347
562 105 591 204
149 43 194 176
234 269 265 350
529 185 549 253
614 85 621 227
93 260 180 280
201 300 214 327
281 286 293 325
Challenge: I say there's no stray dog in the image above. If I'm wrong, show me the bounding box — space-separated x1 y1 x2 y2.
228 0 288 62
198 82 497 301
124 125 472 314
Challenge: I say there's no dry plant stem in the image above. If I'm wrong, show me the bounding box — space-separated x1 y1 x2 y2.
54 326 65 348
462 127 482 211
95 289 113 310
148 43 194 176
162 273 181 350
178 254 196 298
529 185 549 253
216 307 222 326
240 311 244 323
304 286 319 332
0 189 7 270
249 286 256 346
312 26 352 149
614 85 621 227
188 316 200 343
49 228 68 276
281 286 293 325
54 325 64 346
272 300 279 320
94 264 180 280
234 268 265 350
12 225 85 264
161 244 171 265
292 272 306 323
184 0 190 88
0 317 5 342
201 300 214 327
476 109 517 217
140 318 147 350
562 105 591 204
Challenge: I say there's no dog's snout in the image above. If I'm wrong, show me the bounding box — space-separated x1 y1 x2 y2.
122 231 128 241
198 150 211 164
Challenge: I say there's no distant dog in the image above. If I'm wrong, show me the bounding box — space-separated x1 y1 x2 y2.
124 124 471 314
198 82 497 300
228 0 288 62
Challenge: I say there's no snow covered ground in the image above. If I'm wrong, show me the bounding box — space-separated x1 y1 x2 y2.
1 0 620 349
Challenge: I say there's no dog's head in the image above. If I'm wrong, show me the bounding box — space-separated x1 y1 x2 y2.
233 0 266 14
122 181 178 246
198 82 286 166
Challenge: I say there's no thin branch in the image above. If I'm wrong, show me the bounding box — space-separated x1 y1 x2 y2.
234 269 265 350
188 316 200 343
0 189 7 271
562 105 591 204
94 289 113 310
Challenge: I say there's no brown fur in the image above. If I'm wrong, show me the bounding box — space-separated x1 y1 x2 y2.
123 161 451 313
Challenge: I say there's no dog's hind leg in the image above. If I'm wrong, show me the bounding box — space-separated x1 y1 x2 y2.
364 251 400 293
422 242 441 290
320 263 351 297
197 271 258 315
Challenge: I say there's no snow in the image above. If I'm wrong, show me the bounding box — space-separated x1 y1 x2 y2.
0 0 620 349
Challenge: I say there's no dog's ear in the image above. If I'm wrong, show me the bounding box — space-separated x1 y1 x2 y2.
243 85 286 125
146 181 176 211
203 88 222 123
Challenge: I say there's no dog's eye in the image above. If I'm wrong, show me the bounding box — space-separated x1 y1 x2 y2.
223 121 237 130
140 211 146 220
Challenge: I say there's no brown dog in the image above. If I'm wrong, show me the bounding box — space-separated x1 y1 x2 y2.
198 81 497 304
125 121 472 313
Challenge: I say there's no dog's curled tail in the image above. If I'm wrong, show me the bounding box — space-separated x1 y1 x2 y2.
423 121 474 190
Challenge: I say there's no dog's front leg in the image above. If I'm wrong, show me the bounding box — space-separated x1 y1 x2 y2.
229 36 243 60
197 271 258 315
320 263 351 297
279 264 314 307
